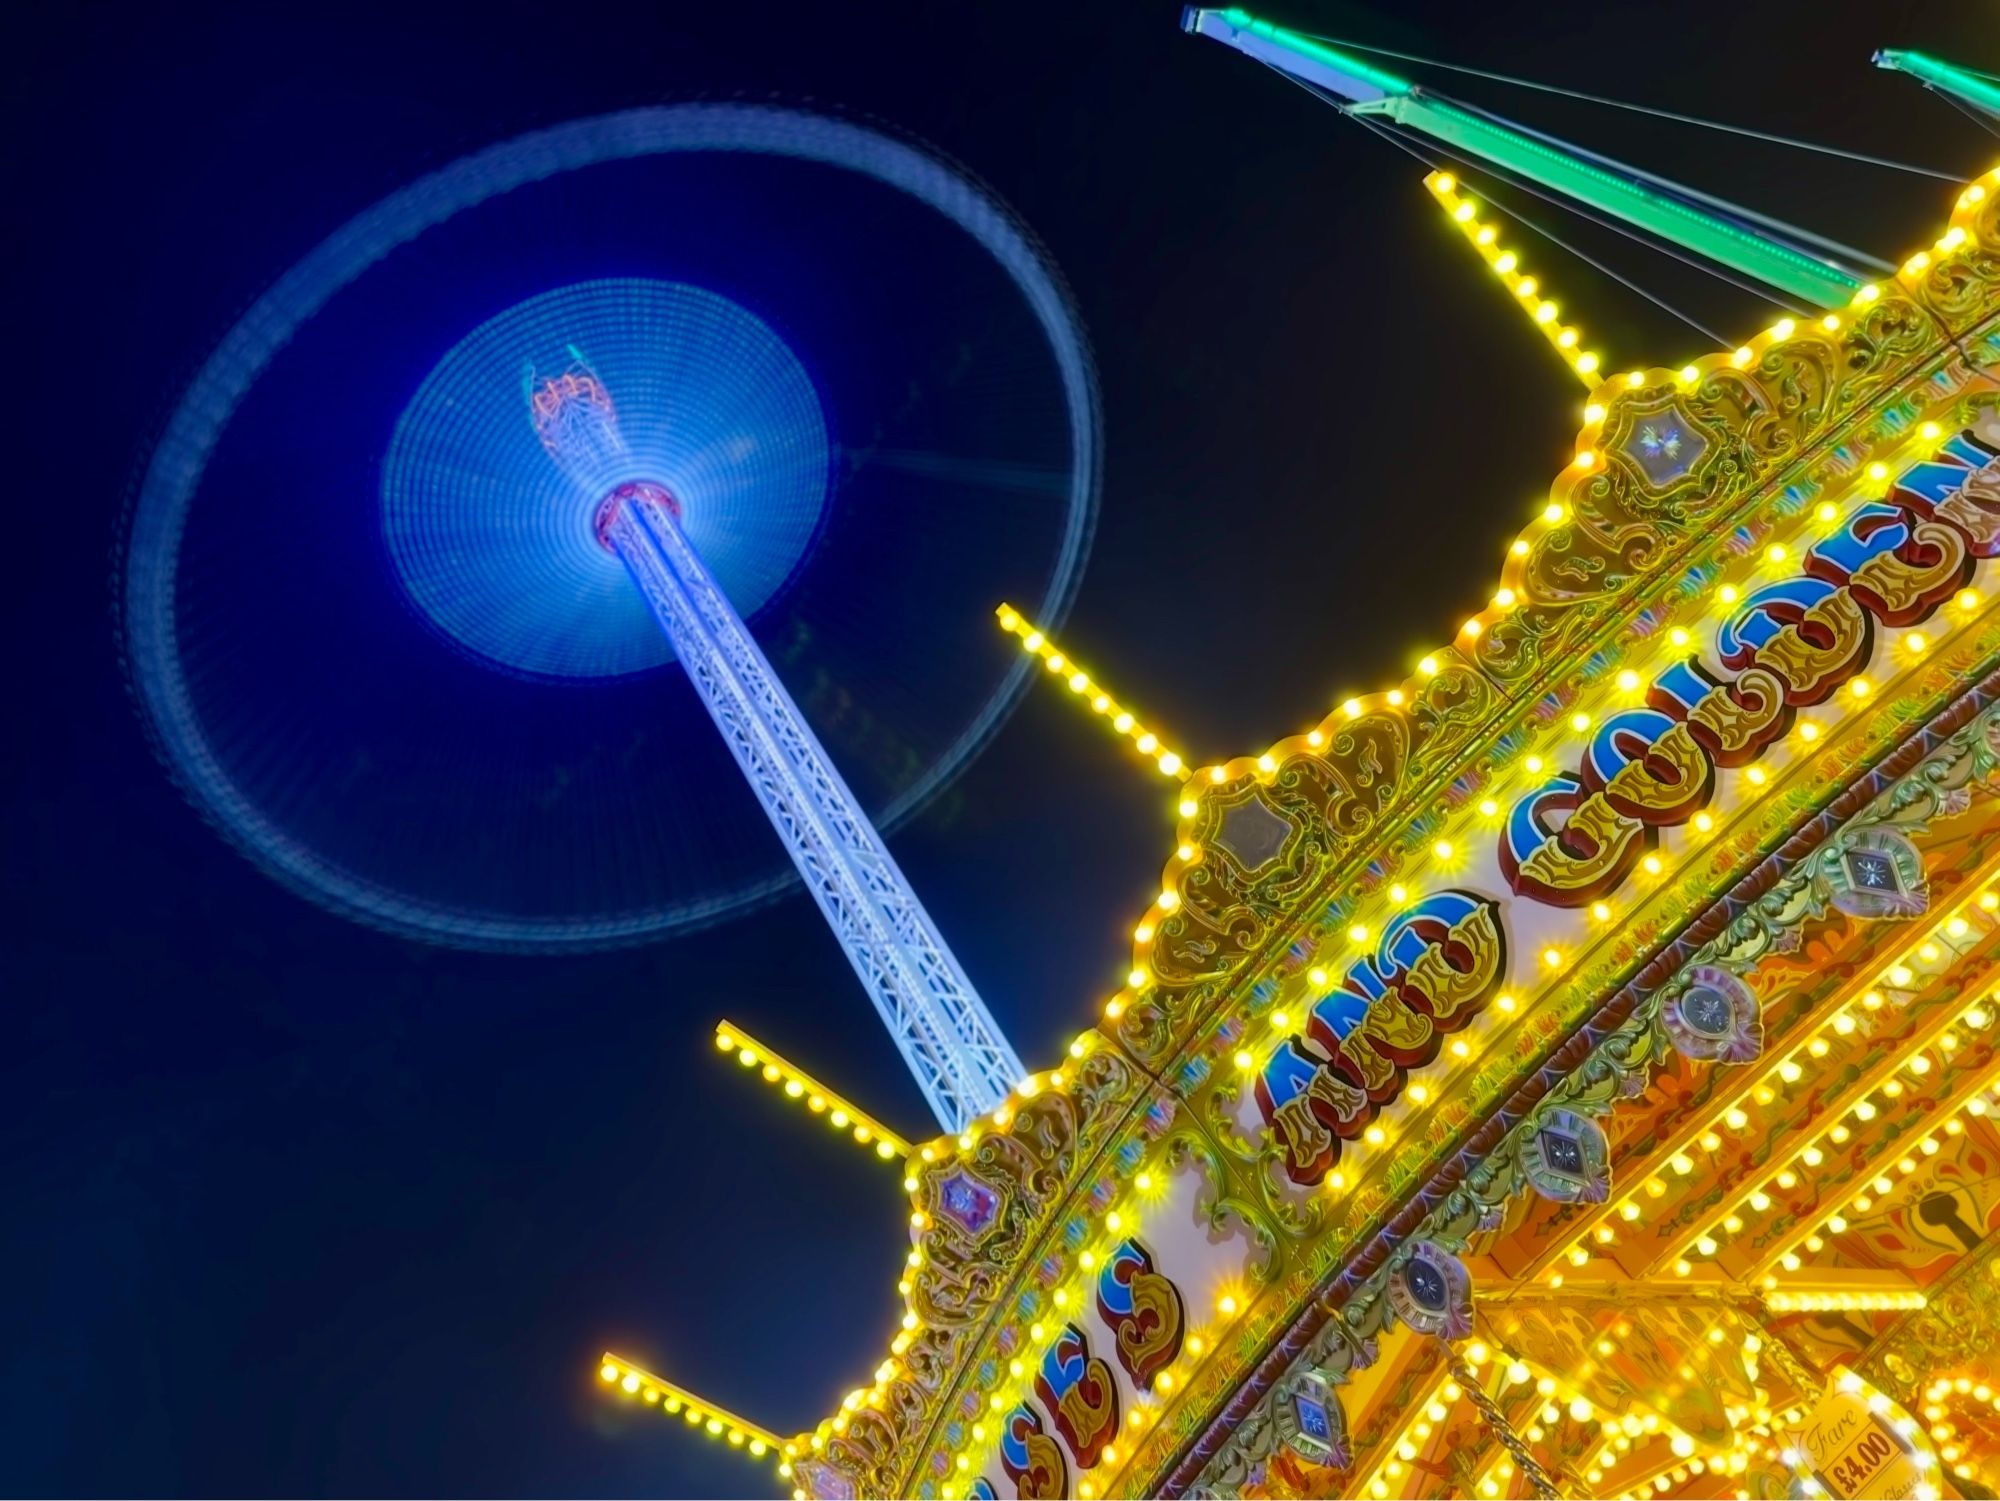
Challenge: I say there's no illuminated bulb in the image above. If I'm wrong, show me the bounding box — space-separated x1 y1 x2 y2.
1570 710 1591 732
1798 721 1820 742
1257 753 1276 773
1906 632 1928 654
1693 811 1713 832
1617 668 1641 691
1591 901 1611 921
1958 587 1980 611
1718 584 1739 605
1418 654 1439 676
1525 754 1544 773
1478 797 1498 817
1433 839 1453 859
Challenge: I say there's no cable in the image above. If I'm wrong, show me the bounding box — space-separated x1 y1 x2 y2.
1928 83 2000 141
1342 104 1736 346
1442 96 1893 274
1339 89 1810 321
1259 57 1761 338
1289 29 1964 182
1258 54 1813 346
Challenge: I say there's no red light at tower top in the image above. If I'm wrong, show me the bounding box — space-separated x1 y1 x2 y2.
593 479 681 551
527 353 625 477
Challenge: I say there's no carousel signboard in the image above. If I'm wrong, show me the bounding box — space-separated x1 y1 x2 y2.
1785 1369 1937 1501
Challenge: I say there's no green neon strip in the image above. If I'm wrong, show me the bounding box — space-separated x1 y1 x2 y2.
1214 8 1412 97
1385 95 1860 308
1877 49 2000 119
1209 9 1862 309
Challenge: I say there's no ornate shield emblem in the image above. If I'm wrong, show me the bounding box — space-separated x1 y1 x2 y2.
1521 1108 1611 1203
1387 1239 1473 1339
1825 828 1927 920
1664 965 1762 1063
1276 1367 1350 1468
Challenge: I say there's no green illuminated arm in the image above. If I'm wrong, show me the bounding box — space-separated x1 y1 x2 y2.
1875 49 2000 120
1184 7 1863 309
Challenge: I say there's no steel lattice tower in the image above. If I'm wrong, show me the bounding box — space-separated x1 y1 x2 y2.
537 369 1022 1132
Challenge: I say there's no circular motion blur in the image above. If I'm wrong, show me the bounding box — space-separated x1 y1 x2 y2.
123 105 1100 951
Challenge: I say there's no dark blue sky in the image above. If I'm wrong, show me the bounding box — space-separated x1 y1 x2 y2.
6 1 1994 1495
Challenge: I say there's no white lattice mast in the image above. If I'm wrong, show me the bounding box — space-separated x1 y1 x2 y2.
531 360 1022 1132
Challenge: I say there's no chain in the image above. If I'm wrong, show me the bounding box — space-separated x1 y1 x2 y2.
1442 1350 1565 1500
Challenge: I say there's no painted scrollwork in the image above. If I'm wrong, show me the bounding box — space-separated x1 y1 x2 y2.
1187 697 2000 1495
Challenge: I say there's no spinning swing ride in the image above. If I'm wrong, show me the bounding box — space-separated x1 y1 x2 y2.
118 9 2000 1501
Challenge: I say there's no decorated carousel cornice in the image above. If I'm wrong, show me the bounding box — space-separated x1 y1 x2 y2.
597 17 2000 1501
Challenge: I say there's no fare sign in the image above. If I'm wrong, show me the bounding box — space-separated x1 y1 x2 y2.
1789 1371 1934 1501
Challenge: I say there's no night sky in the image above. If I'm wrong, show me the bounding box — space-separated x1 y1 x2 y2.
7 1 1996 1495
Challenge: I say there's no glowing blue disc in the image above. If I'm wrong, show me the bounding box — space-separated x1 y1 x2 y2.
122 105 1100 950
384 280 829 680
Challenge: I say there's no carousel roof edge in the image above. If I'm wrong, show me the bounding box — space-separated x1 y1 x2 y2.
779 165 2000 1501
